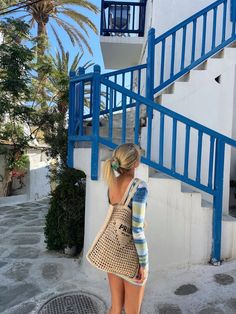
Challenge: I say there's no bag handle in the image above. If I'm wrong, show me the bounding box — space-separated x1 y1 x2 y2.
123 178 141 206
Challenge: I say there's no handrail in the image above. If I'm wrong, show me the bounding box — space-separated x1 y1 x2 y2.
150 0 236 95
100 77 236 148
101 63 147 78
155 0 225 44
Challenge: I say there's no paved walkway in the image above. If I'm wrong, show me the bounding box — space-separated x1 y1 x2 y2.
1 198 236 313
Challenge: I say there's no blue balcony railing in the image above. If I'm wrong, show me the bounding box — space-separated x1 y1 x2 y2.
100 0 147 37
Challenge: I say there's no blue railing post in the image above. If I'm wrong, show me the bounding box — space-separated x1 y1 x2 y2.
211 139 225 265
146 28 155 158
146 27 155 101
100 0 105 35
78 67 85 136
67 70 76 168
231 0 236 21
91 65 101 180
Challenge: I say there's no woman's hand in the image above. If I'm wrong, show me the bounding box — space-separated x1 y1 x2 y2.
135 265 148 284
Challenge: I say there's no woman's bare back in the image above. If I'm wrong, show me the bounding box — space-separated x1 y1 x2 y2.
108 175 134 205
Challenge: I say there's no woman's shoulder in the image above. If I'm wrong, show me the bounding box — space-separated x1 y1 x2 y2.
135 178 148 190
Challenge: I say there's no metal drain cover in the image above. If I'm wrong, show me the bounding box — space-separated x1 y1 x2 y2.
37 291 107 314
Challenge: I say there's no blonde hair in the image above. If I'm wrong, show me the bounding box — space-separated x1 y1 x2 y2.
102 143 141 187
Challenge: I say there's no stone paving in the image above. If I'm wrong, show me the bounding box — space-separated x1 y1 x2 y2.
1 198 236 313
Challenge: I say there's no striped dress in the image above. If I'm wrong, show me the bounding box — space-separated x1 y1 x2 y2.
108 178 149 285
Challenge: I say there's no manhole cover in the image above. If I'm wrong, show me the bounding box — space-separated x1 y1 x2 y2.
37 291 107 314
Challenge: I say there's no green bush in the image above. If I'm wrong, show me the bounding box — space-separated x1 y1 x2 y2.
44 167 86 253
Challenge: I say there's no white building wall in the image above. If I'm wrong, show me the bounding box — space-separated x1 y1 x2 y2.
27 149 51 201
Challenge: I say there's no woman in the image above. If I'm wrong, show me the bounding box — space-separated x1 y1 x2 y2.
102 143 149 314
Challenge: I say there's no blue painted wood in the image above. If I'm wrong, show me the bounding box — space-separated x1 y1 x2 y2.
146 28 155 159
171 118 177 172
232 19 236 35
212 140 225 263
105 85 109 112
181 25 187 70
196 130 203 183
212 7 218 49
231 0 236 21
122 73 125 89
222 1 227 42
122 94 127 143
170 32 176 77
146 113 152 160
201 13 207 56
134 101 140 144
160 39 166 84
208 136 215 188
146 28 155 101
109 88 114 140
184 125 190 177
114 75 117 107
91 65 101 180
130 70 134 92
191 19 197 63
101 0 105 35
102 64 147 79
159 113 165 165
138 68 141 94
78 67 85 136
69 135 93 142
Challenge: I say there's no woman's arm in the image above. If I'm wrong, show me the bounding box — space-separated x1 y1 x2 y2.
132 180 149 268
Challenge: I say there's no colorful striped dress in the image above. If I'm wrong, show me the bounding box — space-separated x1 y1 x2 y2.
108 178 149 286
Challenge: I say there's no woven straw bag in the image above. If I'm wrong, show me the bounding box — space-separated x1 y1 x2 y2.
86 178 142 283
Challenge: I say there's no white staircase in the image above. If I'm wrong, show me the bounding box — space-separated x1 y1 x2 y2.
140 42 236 216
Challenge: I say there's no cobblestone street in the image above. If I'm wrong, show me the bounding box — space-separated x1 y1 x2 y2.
1 198 236 313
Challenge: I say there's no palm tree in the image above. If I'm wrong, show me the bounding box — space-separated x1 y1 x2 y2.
19 0 99 55
15 0 99 107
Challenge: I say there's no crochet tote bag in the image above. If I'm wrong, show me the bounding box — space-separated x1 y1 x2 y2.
86 178 142 283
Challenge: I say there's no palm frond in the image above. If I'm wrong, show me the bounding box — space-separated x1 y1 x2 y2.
50 23 65 57
60 0 99 14
59 8 97 35
53 16 92 55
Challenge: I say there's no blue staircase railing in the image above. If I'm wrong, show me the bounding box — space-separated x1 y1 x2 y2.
67 65 236 264
150 0 236 96
67 0 236 265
